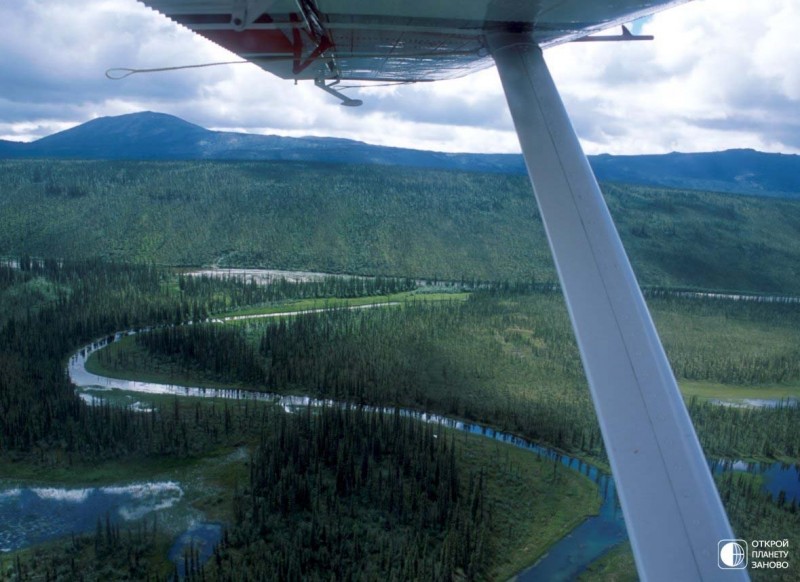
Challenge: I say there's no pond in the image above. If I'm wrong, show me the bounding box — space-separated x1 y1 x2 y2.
0 482 183 553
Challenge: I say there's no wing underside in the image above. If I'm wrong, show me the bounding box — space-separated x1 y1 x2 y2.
140 0 688 82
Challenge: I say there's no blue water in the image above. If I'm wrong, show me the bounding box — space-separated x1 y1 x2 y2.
520 468 626 580
761 462 800 504
0 482 182 553
711 459 800 504
0 481 222 578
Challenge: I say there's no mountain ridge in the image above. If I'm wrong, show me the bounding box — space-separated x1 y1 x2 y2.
2 111 799 198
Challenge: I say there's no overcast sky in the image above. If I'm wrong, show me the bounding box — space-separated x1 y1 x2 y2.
1 0 798 155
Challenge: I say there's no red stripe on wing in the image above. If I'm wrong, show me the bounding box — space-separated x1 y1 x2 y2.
199 29 295 55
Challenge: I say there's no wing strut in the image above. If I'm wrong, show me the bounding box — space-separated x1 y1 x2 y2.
487 31 748 581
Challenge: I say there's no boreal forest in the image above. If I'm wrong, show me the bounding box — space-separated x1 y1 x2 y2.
0 159 799 580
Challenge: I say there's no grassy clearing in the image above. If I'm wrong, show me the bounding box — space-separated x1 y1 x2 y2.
84 336 259 391
679 380 800 402
215 290 469 319
0 453 198 486
440 430 602 580
578 542 638 582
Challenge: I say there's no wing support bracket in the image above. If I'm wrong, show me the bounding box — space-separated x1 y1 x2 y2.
290 12 334 75
487 31 747 581
314 78 363 107
231 0 275 30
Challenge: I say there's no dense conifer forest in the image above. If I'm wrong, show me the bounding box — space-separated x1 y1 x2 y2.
2 159 800 291
100 286 800 463
217 406 491 581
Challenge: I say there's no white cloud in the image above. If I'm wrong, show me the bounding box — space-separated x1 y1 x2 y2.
0 117 80 142
544 0 800 153
1 0 798 155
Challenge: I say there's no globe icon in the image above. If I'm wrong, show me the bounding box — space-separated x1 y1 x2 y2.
720 541 746 568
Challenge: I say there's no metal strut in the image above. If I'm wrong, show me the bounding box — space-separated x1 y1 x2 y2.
314 78 363 106
487 31 747 581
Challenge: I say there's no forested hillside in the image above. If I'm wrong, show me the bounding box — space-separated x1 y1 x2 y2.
2 159 800 292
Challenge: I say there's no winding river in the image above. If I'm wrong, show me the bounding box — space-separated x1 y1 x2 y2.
66 331 629 580
2 312 799 579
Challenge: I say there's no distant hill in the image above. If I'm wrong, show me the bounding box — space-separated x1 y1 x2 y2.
591 150 800 199
2 111 799 198
2 159 800 293
0 139 26 156
28 112 211 159
1 111 526 174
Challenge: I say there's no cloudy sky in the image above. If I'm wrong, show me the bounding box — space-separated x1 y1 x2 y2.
1 0 798 155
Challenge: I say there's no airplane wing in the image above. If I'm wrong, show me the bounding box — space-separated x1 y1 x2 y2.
140 0 686 83
136 1 749 580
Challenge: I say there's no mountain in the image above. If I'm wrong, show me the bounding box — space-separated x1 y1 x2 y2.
591 150 800 199
2 111 799 198
1 111 526 174
28 112 211 159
